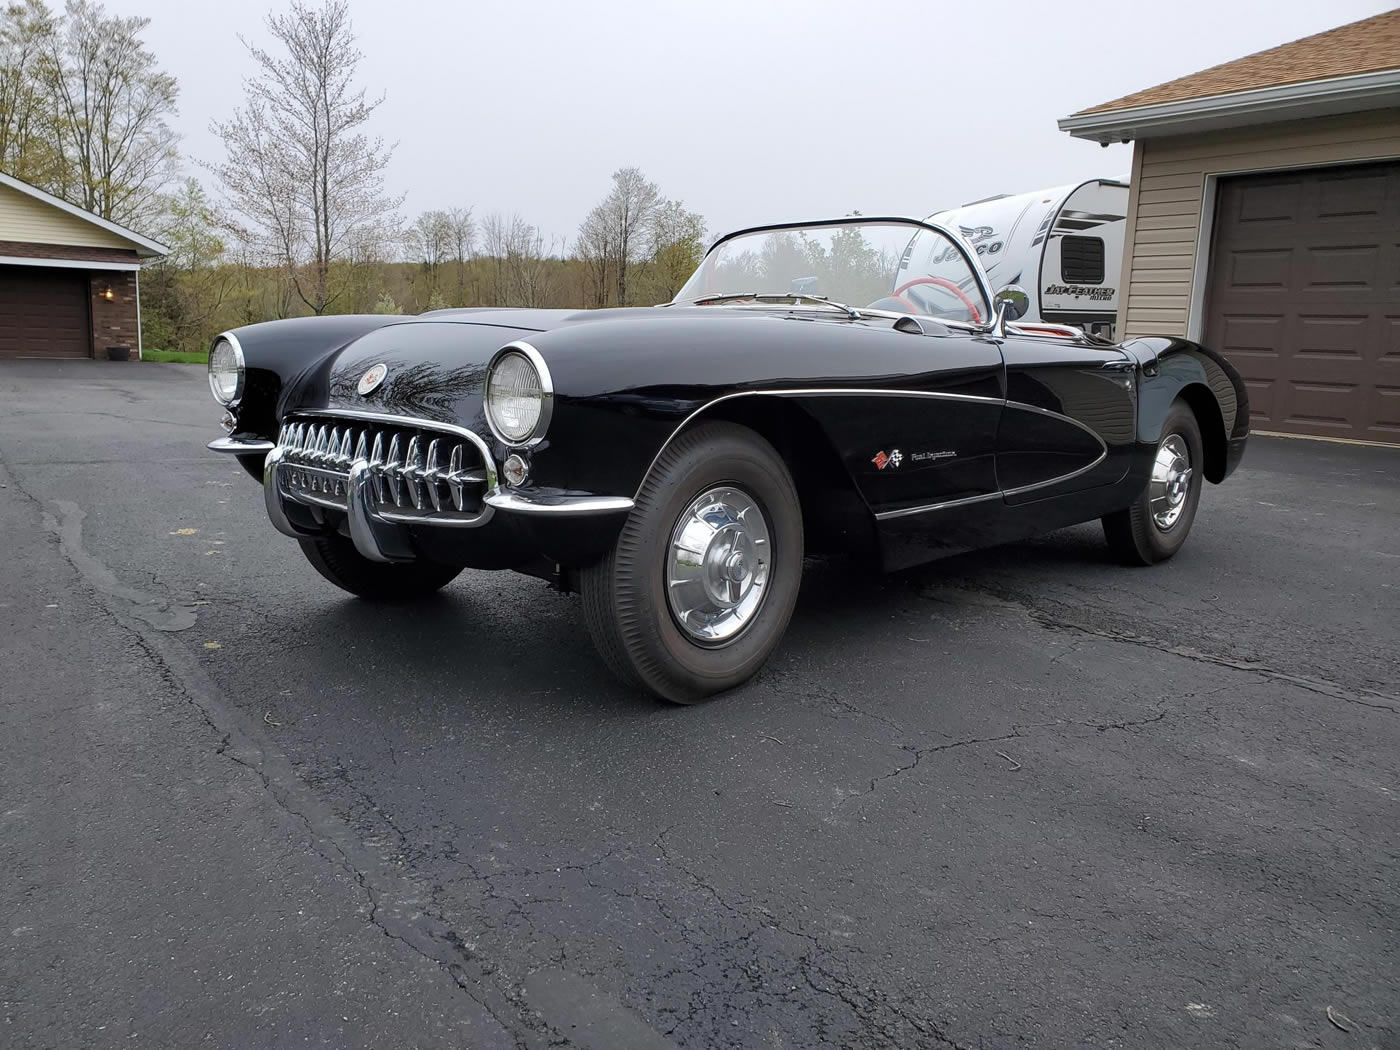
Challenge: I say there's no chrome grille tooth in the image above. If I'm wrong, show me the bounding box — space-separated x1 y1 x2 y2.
386 434 403 507
353 429 368 463
425 438 443 512
406 435 424 510
368 430 385 501
338 427 354 467
311 424 327 464
447 443 464 511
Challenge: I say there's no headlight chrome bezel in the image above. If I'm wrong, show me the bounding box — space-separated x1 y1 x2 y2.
484 341 554 448
208 332 245 407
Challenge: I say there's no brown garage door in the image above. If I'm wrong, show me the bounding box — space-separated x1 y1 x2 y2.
0 266 91 359
1204 161 1400 443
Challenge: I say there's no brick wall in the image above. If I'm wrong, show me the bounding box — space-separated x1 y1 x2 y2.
88 271 139 360
0 239 141 265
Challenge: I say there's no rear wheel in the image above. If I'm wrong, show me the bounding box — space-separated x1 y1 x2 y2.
1102 401 1204 565
578 421 803 704
298 535 462 600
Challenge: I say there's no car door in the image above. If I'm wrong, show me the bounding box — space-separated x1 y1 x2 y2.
996 330 1136 504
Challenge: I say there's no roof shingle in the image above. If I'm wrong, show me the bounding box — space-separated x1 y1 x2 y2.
1075 10 1400 116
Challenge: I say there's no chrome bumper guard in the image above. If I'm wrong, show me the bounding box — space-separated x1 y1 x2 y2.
209 435 275 454
264 411 497 562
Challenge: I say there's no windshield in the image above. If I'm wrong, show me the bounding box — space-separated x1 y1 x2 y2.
673 219 990 324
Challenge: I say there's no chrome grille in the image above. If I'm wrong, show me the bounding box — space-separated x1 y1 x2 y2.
276 414 490 522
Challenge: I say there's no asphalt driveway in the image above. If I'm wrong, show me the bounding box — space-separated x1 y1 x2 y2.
1 359 1396 1050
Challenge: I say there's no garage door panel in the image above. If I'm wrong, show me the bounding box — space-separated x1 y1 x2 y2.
1217 315 1285 384
1205 161 1400 442
1279 380 1366 435
1315 172 1387 218
1243 379 1276 426
1302 245 1380 289
1234 180 1301 224
1293 314 1370 366
1368 386 1400 440
1226 248 1293 287
0 267 90 358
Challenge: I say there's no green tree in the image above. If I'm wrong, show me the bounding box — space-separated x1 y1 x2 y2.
42 0 179 228
0 0 59 185
647 199 706 303
140 178 229 351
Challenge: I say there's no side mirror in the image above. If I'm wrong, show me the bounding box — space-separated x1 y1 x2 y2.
992 285 1030 336
994 285 1030 321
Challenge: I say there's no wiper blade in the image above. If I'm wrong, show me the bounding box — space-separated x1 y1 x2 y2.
686 292 862 320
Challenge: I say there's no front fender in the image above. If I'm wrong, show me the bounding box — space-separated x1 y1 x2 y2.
1128 336 1249 482
221 315 403 440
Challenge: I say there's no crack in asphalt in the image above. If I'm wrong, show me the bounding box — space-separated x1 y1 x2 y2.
643 825 975 1047
849 708 1172 802
921 583 1398 714
0 458 551 1050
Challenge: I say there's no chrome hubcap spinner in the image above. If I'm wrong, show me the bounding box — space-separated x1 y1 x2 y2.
666 486 772 644
1150 433 1193 530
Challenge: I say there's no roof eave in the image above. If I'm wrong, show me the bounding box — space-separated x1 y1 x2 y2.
1058 67 1400 144
0 171 170 257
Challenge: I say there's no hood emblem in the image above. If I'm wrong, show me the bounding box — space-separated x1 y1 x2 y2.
357 362 388 395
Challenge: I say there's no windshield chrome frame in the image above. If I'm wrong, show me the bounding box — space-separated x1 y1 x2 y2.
673 215 994 328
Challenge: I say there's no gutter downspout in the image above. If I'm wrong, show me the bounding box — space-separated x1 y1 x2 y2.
135 268 143 361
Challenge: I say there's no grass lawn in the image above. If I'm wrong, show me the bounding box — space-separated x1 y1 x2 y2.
143 349 209 364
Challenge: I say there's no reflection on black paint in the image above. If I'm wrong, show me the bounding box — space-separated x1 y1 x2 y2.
329 360 487 422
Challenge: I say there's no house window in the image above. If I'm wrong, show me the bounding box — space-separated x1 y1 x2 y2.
1060 236 1105 284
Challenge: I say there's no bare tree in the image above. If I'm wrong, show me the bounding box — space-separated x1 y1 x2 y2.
575 202 614 308
577 166 660 307
503 220 554 308
480 210 552 307
446 205 474 305
210 0 400 314
342 219 397 313
403 208 452 301
479 210 508 307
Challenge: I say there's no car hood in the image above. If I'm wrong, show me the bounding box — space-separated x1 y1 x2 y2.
317 306 905 427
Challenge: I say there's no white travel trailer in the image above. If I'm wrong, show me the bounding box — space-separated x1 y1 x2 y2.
932 177 1129 338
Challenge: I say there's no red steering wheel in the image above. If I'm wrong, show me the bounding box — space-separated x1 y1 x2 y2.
892 277 983 324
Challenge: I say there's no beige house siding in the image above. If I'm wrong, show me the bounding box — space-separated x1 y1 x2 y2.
1116 109 1400 339
0 183 133 251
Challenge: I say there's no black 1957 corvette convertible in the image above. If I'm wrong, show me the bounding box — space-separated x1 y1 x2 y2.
206 216 1248 703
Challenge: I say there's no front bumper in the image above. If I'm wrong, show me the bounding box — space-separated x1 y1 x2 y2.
214 409 634 567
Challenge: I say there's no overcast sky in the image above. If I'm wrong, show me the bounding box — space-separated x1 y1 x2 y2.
110 0 1392 246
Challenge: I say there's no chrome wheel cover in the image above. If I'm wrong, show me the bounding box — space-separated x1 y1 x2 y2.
1149 434 1193 531
666 486 772 645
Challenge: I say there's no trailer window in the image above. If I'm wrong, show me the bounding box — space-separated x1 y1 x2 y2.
1060 236 1105 284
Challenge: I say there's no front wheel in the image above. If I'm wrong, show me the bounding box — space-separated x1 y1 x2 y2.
1102 401 1204 565
578 421 803 704
298 535 462 600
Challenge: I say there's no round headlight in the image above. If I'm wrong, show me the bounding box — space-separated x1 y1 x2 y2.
208 334 244 406
486 348 551 444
